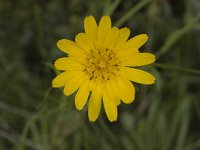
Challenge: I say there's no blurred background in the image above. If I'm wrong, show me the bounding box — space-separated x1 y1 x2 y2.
0 0 200 149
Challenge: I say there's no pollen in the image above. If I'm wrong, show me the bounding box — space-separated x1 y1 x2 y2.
84 48 120 82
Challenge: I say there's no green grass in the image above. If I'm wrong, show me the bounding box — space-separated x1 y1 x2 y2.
0 0 200 149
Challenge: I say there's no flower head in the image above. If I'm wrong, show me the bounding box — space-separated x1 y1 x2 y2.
52 16 155 122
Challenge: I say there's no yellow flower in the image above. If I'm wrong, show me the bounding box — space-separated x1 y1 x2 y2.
52 16 155 122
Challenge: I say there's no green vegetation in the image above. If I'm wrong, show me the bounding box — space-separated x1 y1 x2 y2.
0 0 200 149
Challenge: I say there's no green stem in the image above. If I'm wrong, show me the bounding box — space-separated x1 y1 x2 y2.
156 14 200 58
115 0 150 27
104 0 121 16
36 87 52 109
153 63 200 75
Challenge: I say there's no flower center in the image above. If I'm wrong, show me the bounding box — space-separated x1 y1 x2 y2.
84 48 120 81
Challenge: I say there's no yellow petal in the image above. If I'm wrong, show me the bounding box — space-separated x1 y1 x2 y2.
104 27 119 49
88 86 102 122
114 27 130 49
117 34 148 50
105 82 121 105
64 72 88 96
122 53 156 67
114 77 135 104
57 39 86 58
97 16 111 48
52 70 81 88
75 33 94 52
88 79 97 91
121 67 155 85
117 48 139 62
84 16 97 41
118 27 130 43
54 57 83 71
103 91 118 122
75 80 90 110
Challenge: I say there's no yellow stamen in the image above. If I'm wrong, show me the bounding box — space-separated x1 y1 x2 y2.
84 48 120 81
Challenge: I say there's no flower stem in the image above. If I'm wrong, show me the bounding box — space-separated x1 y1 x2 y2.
104 0 122 16
153 63 200 75
156 14 200 58
115 0 150 27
